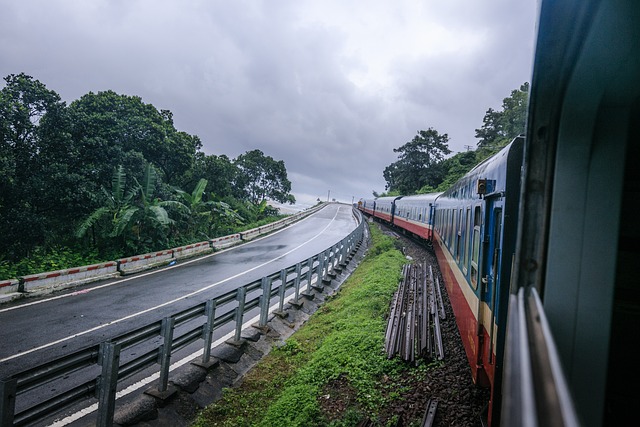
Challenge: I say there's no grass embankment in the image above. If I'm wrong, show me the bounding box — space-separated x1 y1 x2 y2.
192 225 412 427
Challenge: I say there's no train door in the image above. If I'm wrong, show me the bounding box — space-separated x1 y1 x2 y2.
476 199 503 387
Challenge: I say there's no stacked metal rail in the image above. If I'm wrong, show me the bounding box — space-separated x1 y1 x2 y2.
384 263 445 363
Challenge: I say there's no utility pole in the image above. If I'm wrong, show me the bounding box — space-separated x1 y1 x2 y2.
327 190 330 202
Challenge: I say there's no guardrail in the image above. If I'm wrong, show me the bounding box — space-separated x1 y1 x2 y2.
0 203 327 300
0 208 364 427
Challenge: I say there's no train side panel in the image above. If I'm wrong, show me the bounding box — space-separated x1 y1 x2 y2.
432 139 523 426
393 193 440 240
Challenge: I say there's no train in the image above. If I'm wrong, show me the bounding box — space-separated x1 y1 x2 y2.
358 137 523 425
360 1 640 426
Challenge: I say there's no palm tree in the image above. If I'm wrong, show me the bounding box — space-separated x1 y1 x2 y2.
127 164 185 249
76 165 138 242
175 178 244 239
175 178 211 237
77 164 185 254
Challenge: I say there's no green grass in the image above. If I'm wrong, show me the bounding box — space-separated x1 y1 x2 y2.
191 225 408 427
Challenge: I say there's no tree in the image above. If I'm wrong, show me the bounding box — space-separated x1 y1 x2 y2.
0 73 78 258
383 128 451 195
475 82 529 151
428 150 478 192
76 165 139 249
233 149 295 204
182 153 238 200
76 164 184 255
174 178 243 239
67 90 201 192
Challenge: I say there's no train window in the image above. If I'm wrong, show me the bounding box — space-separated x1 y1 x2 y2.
471 206 481 289
456 209 463 263
463 208 471 274
451 209 458 257
448 209 453 248
445 210 449 246
450 209 456 249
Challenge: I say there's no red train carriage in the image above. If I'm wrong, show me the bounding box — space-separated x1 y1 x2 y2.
359 198 376 216
392 193 441 240
371 196 400 223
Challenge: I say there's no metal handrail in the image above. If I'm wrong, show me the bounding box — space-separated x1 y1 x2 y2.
0 208 364 427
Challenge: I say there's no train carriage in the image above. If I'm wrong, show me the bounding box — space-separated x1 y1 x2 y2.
359 197 377 216
393 193 441 241
371 196 400 223
432 137 523 425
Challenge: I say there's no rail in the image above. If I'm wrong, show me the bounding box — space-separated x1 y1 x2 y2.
0 208 365 427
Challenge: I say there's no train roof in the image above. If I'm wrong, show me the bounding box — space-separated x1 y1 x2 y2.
394 193 442 203
465 137 521 177
374 195 402 202
439 137 523 199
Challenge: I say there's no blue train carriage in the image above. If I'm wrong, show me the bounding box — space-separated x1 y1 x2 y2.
392 193 441 240
432 136 524 425
359 197 376 217
502 1 640 426
370 196 401 223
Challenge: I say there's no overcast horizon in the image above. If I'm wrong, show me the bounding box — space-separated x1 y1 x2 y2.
1 0 538 206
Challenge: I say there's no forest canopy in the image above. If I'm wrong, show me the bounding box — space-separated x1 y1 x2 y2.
0 73 296 275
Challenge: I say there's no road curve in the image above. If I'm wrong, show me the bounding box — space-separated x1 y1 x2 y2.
0 203 357 379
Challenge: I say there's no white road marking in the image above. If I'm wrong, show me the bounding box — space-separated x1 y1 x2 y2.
0 206 343 364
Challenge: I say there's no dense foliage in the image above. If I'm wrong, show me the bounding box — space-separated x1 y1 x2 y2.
0 73 295 276
381 83 529 195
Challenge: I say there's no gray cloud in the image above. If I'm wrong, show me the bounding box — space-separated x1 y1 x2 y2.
0 0 537 205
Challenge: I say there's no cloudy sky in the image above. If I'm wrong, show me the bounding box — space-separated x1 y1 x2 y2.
0 0 538 207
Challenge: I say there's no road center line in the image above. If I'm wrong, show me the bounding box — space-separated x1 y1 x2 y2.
0 206 342 364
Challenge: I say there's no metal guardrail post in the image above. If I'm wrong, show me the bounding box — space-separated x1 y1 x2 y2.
202 299 216 364
0 378 16 427
340 237 348 266
306 257 313 286
331 244 338 268
278 269 287 312
259 276 272 327
316 252 325 283
323 249 331 281
293 262 302 304
97 341 121 427
158 317 175 392
234 287 247 342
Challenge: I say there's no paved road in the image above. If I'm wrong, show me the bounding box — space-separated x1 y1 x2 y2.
0 203 357 379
